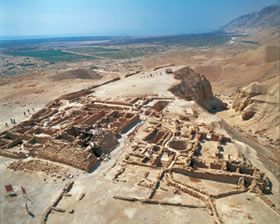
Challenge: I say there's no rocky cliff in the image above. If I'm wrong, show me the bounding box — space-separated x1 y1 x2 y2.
169 67 227 111
232 76 279 144
220 5 280 33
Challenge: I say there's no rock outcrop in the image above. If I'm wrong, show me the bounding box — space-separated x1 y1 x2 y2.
233 76 279 144
169 67 226 111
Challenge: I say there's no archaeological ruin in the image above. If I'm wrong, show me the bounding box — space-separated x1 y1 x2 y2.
0 66 279 224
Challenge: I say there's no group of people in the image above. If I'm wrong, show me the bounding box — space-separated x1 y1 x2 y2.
5 108 35 127
23 108 34 117
5 118 16 127
140 72 165 79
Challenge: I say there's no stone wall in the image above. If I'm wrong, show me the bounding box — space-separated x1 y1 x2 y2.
172 168 253 185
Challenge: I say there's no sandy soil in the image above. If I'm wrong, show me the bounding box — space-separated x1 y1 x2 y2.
92 66 183 99
0 72 108 132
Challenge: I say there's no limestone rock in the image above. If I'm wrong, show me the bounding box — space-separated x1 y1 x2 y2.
169 67 227 111
232 76 279 144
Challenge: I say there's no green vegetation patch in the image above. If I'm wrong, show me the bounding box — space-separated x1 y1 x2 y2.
68 47 121 54
68 47 148 59
240 40 260 45
5 49 95 63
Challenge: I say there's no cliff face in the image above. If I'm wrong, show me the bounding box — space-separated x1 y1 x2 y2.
220 5 280 33
169 67 226 111
232 77 279 144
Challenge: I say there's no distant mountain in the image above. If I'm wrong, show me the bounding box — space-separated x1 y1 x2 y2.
220 5 280 33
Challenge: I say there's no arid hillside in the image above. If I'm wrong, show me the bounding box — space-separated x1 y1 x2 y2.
51 68 102 81
233 76 279 143
212 44 279 94
220 5 280 33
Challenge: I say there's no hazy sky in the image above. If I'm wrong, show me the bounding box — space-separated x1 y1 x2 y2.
0 0 279 37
